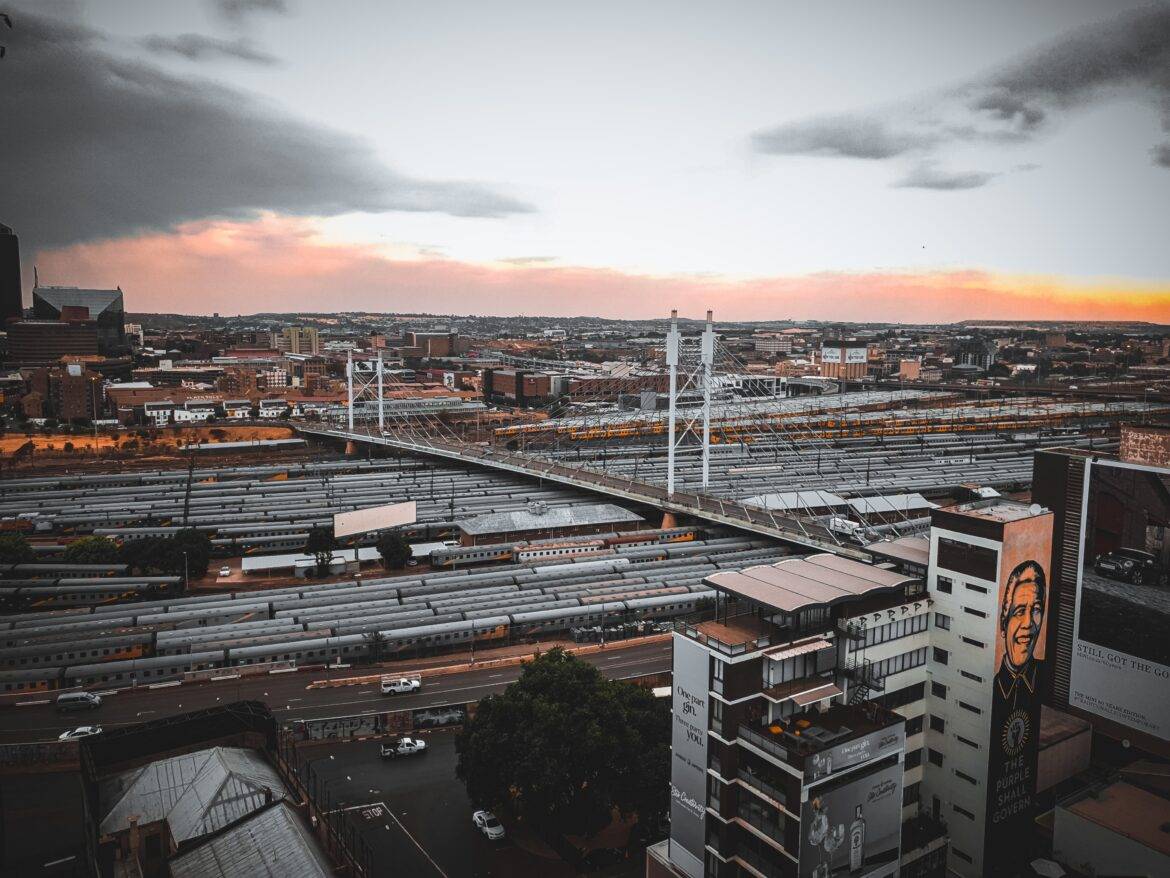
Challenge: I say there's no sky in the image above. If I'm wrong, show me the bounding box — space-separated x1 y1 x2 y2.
3 0 1170 322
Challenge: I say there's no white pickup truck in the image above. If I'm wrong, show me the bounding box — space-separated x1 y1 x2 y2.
381 737 428 758
380 676 421 695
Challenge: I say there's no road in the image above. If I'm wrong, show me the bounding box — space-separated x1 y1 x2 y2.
0 640 672 744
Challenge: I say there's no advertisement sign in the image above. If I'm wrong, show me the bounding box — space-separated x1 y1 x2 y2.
668 634 709 878
821 347 842 364
1070 459 1170 741
984 511 1053 874
800 758 902 878
845 347 868 364
805 724 905 784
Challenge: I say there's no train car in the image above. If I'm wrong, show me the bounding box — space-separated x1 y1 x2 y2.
226 634 368 667
377 616 511 655
62 651 225 688
508 602 627 639
0 633 154 669
428 543 515 568
0 667 64 693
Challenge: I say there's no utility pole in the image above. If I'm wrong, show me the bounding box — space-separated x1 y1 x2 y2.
666 309 680 497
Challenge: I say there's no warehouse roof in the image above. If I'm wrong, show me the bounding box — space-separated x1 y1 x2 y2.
846 493 936 515
741 490 846 511
458 503 642 536
169 802 331 878
864 535 930 568
705 554 912 613
100 746 288 844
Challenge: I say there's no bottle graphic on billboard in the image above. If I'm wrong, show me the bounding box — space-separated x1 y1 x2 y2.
849 804 866 872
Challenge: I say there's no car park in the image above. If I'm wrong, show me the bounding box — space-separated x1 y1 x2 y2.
58 725 102 741
381 676 421 695
472 810 505 840
380 736 428 758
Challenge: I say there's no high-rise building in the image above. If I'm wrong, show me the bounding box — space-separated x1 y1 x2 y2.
0 223 22 324
32 284 127 354
648 553 947 878
1032 431 1170 759
921 498 1053 877
279 326 320 355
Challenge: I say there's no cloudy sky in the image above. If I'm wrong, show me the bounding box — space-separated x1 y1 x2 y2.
3 0 1170 321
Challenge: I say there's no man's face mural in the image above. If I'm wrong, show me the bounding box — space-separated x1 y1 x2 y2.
1002 562 1045 671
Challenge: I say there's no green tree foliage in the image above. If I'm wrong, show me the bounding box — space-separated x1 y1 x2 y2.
64 536 120 565
455 648 670 838
376 530 412 570
0 533 34 566
304 525 336 576
117 530 211 582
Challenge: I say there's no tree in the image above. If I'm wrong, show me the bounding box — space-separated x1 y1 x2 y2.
376 530 412 570
64 536 120 564
167 529 212 582
0 533 34 566
304 525 336 576
455 648 670 839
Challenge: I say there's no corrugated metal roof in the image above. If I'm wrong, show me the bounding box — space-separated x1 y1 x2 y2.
864 535 930 567
100 747 288 844
705 553 911 613
740 490 846 511
459 503 642 536
845 493 936 515
169 802 331 878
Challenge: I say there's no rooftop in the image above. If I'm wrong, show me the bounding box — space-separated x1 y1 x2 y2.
740 490 846 511
99 746 288 845
458 502 642 536
864 535 930 568
947 497 1049 523
1063 781 1170 857
168 802 331 878
705 553 912 614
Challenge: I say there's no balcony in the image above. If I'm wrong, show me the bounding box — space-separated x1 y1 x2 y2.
736 766 788 809
677 614 774 657
760 672 841 707
738 701 903 774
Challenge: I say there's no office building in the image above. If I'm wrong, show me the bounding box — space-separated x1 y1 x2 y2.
649 553 946 878
921 498 1053 877
277 326 321 355
6 318 100 364
32 284 127 354
0 223 22 324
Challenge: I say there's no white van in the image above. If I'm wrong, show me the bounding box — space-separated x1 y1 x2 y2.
55 692 102 713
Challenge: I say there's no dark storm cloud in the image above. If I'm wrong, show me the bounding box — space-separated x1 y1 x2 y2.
895 163 998 191
0 12 532 253
754 5 1170 177
139 33 278 64
213 0 288 23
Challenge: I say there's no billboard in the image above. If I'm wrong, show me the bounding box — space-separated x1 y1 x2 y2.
1070 459 1170 742
333 501 416 538
805 724 905 784
984 510 1053 875
668 634 709 878
800 758 902 878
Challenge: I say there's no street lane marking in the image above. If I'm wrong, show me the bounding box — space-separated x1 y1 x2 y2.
15 700 50 707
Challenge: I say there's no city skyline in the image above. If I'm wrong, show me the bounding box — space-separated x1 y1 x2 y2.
5 0 1170 321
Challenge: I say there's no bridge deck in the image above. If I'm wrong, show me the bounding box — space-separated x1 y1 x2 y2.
297 426 868 560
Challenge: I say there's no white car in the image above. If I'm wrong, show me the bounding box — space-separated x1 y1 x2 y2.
380 737 428 758
58 726 102 741
218 566 231 578
381 677 421 695
473 810 505 840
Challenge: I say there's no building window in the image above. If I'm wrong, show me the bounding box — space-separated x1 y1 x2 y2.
953 848 974 864
932 647 949 666
874 681 925 711
963 606 987 619
712 658 725 695
905 748 923 769
956 735 980 749
960 670 983 683
936 576 953 594
711 699 724 736
958 701 982 715
903 782 921 807
937 538 998 581
905 715 924 736
930 681 947 699
961 637 985 649
952 803 975 820
934 613 951 630
928 748 944 767
965 582 989 595
929 715 946 733
954 769 979 786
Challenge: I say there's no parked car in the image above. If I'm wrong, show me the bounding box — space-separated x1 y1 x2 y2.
1094 547 1168 586
218 566 232 578
381 677 421 695
380 736 428 758
58 726 102 741
473 810 505 840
